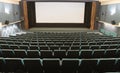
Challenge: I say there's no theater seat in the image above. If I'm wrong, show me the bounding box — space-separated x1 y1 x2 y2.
14 49 27 58
116 49 120 57
29 45 39 50
70 45 80 50
72 42 80 45
67 50 79 58
40 50 53 58
97 58 116 72
90 45 100 49
104 49 116 58
5 58 25 72
81 45 90 49
93 49 105 58
100 45 109 49
14 42 22 45
62 58 79 73
0 58 5 72
0 44 9 49
54 50 66 58
43 58 60 73
60 45 70 50
0 41 6 44
1 49 15 58
24 58 43 73
19 45 29 50
30 42 38 45
49 45 59 51
80 49 93 58
81 42 88 45
27 50 40 58
115 58 120 71
79 59 97 73
9 45 19 49
40 46 49 50
109 44 118 49
7 41 14 44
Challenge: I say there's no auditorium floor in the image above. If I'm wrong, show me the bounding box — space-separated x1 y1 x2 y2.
29 27 98 32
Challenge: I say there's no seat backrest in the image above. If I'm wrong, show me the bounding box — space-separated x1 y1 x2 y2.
62 58 79 69
40 46 49 50
5 58 24 72
19 45 29 50
100 45 109 49
60 45 70 50
81 42 88 45
0 44 9 49
27 50 40 58
80 49 93 58
40 50 53 58
49 45 59 51
116 49 120 57
72 42 80 45
80 45 90 49
109 44 118 49
0 58 5 71
29 45 39 50
14 49 27 58
93 49 105 58
30 42 38 45
1 49 15 58
43 58 60 70
70 45 80 50
90 45 100 49
80 59 97 70
105 49 116 58
54 50 66 58
10 45 19 49
24 58 42 72
97 58 116 72
67 50 79 58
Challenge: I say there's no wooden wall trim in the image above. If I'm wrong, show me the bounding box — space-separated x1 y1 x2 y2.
90 1 97 30
23 0 29 29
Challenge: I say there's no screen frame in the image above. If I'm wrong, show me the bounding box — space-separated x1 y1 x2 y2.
27 1 92 28
35 2 85 23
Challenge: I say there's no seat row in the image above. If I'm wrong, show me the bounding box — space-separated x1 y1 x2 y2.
1 37 120 42
0 49 120 58
1 32 119 41
0 44 119 50
0 58 120 73
0 34 120 41
0 40 120 45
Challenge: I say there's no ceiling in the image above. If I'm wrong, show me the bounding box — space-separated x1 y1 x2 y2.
99 0 120 5
99 0 110 2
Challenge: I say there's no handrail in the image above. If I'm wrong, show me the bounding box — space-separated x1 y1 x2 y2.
0 19 24 28
99 21 120 27
9 19 24 25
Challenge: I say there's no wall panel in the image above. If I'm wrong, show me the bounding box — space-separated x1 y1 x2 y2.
0 2 21 24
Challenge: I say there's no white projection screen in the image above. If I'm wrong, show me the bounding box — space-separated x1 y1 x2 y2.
35 2 85 23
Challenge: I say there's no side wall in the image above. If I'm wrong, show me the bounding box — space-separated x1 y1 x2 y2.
100 0 120 24
0 2 21 24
